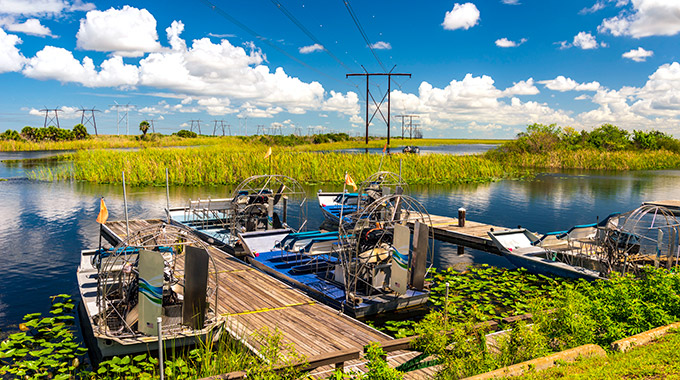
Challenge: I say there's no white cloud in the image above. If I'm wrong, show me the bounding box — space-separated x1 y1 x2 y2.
539 76 601 92
0 28 25 73
502 78 539 96
22 46 139 87
370 41 391 50
322 91 359 115
573 31 601 49
598 0 680 38
0 0 66 15
501 0 520 4
5 19 53 37
299 43 323 54
76 6 162 57
442 3 480 31
495 37 526 47
69 0 95 11
580 1 606 14
622 46 654 62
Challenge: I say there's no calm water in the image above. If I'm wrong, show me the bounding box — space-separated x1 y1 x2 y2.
325 143 498 155
2 152 680 331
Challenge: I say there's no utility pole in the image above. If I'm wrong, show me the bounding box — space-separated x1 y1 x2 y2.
40 107 61 128
79 107 100 135
212 120 226 136
145 119 156 133
346 66 410 145
189 120 202 135
110 102 135 135
396 114 419 139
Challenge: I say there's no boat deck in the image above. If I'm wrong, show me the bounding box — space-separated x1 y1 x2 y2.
102 219 434 378
415 214 510 253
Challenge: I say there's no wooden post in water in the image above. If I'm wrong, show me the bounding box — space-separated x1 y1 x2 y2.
165 168 170 222
157 317 165 380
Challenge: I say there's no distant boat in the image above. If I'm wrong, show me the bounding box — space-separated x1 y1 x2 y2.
402 146 420 154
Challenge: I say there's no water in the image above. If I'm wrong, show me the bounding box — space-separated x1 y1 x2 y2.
3 154 680 332
323 143 498 155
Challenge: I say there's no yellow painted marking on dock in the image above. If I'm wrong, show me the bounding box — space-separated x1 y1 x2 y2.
221 301 316 317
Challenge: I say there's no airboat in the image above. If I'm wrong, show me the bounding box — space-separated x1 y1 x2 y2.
77 223 223 359
171 174 434 318
488 204 680 280
317 171 408 227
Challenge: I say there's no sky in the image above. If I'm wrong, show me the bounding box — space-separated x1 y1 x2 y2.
0 0 679 138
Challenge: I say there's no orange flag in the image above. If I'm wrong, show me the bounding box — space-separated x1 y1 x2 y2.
382 142 388 153
345 173 358 191
264 146 272 159
96 197 109 224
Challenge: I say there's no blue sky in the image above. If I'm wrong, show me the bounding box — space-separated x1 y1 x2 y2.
0 0 679 138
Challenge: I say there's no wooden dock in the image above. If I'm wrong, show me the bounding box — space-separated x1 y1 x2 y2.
419 214 509 254
102 219 437 378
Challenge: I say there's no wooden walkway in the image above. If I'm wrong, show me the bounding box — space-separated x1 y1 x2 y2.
420 214 509 254
102 219 436 379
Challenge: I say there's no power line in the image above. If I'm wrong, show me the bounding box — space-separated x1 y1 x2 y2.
269 0 354 72
342 0 386 72
79 107 100 135
198 0 351 89
40 107 61 128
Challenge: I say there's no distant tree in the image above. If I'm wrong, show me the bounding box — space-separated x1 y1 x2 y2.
73 123 89 140
139 120 150 138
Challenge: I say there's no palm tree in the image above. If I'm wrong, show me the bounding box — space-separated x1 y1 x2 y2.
139 120 150 138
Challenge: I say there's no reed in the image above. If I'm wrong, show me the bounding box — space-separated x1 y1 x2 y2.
486 148 680 171
31 145 524 186
0 134 229 152
294 138 508 151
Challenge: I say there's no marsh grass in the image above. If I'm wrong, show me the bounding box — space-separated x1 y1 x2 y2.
0 134 228 152
30 145 526 186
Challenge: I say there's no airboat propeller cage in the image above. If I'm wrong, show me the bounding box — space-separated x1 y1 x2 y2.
95 223 219 339
230 175 308 236
356 171 409 210
337 193 434 302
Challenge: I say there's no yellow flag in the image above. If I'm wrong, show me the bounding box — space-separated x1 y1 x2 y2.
264 146 272 159
345 173 357 191
96 197 109 224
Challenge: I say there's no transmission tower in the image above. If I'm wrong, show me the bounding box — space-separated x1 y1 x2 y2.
144 119 156 133
347 65 411 145
294 126 302 136
256 124 267 135
212 120 226 136
238 117 248 136
40 107 61 128
79 107 100 135
396 114 419 139
110 102 135 135
189 120 202 135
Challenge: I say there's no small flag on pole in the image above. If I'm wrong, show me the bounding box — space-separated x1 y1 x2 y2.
345 173 357 191
96 197 109 224
382 142 388 153
264 147 272 159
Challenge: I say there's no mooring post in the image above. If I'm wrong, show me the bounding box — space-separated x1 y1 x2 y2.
165 168 170 222
157 317 165 380
458 207 466 227
122 171 130 237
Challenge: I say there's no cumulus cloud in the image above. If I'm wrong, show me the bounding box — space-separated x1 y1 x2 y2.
370 41 391 50
442 3 480 31
502 78 539 96
539 76 601 92
598 0 680 38
501 0 520 4
76 6 162 57
0 0 94 15
623 47 653 62
0 28 25 73
573 32 602 49
322 91 359 115
22 46 139 87
495 37 527 47
299 43 323 54
5 19 53 37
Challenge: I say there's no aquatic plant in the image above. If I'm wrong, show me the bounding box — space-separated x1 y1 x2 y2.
0 294 88 379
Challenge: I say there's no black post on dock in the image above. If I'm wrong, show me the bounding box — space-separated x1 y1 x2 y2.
457 207 466 255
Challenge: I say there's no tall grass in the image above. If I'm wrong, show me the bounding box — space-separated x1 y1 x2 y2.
30 145 525 186
486 148 680 171
0 134 228 152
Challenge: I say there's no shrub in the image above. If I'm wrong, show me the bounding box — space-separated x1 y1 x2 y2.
0 129 24 141
175 129 198 138
583 124 631 151
72 123 89 140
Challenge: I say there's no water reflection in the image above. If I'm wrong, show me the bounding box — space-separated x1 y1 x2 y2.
4 158 680 330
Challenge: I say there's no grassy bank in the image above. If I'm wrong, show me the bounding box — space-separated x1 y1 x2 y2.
485 148 680 170
29 145 526 186
0 134 228 152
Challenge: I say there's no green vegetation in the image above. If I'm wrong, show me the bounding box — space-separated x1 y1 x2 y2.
520 330 680 379
487 123 680 170
0 129 23 141
0 294 88 379
174 129 198 138
396 265 680 379
29 144 526 185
